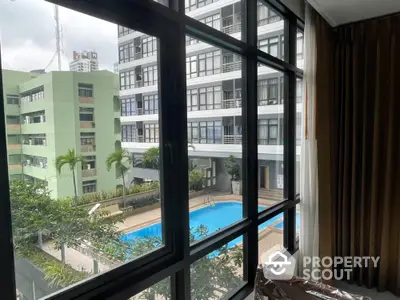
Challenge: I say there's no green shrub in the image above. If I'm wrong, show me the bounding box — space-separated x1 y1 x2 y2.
189 170 203 191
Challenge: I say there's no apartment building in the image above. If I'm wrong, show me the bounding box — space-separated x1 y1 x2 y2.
117 0 303 192
3 69 121 199
69 50 99 72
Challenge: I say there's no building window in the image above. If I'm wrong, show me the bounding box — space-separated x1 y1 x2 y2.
258 78 278 105
259 36 279 58
296 78 302 103
7 94 19 105
80 132 95 146
188 121 221 144
144 123 159 143
22 134 46 146
83 180 97 194
186 55 197 79
20 88 44 104
78 83 93 97
187 89 198 111
121 97 136 116
200 13 220 29
198 86 222 110
122 124 137 142
142 36 157 58
82 156 96 170
143 94 158 114
120 70 135 90
257 2 281 26
198 50 221 76
21 111 46 124
79 107 94 121
25 155 48 168
118 25 133 37
258 119 279 145
119 42 134 63
142 65 158 86
297 32 304 60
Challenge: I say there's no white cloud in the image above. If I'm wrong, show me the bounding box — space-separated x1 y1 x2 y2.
0 0 118 72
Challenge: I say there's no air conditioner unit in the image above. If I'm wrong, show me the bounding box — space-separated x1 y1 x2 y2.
40 115 44 122
26 160 31 166
29 139 32 145
43 139 47 146
87 164 91 170
39 162 44 168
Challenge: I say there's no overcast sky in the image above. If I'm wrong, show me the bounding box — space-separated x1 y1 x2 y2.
0 0 118 72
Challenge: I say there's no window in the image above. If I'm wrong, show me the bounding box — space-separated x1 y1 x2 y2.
186 55 197 79
258 78 279 105
121 97 136 116
120 70 135 90
144 123 159 143
297 30 304 65
143 94 158 114
142 65 158 86
257 1 281 26
259 36 279 58
78 83 93 97
25 155 47 168
6 95 19 105
119 42 134 63
22 134 46 146
142 36 157 57
20 88 44 103
82 180 97 194
121 124 137 142
200 13 220 30
2 1 300 299
258 119 280 145
118 25 133 37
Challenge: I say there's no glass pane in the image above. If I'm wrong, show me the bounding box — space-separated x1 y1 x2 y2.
257 2 285 61
258 216 284 264
257 65 284 210
191 238 244 299
296 78 303 195
127 277 170 299
185 1 244 42
186 38 243 244
2 2 163 297
297 30 304 69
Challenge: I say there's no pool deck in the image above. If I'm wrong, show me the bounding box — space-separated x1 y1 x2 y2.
42 191 291 276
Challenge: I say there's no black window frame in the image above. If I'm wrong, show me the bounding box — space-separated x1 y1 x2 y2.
0 0 303 299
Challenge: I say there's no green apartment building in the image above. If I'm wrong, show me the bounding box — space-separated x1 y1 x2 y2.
3 69 122 199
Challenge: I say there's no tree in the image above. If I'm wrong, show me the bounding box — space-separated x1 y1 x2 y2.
106 149 132 207
141 147 160 169
56 149 85 205
122 226 243 300
224 155 240 194
189 169 203 191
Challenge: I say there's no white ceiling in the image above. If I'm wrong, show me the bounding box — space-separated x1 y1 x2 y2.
308 0 400 26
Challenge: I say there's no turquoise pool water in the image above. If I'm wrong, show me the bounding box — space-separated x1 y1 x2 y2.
121 202 299 248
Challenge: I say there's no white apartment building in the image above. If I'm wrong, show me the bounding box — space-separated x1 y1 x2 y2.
69 50 99 72
118 0 303 193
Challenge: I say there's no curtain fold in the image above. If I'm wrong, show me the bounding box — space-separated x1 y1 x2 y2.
316 10 400 296
299 4 319 277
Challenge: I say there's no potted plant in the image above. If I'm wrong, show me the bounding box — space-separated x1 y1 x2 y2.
224 155 241 195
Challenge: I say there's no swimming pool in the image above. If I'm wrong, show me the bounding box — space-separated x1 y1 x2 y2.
121 201 300 248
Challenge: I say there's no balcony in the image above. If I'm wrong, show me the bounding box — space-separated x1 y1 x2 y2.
82 169 97 177
81 145 96 152
222 99 242 109
223 135 242 145
79 97 94 104
7 124 21 134
6 104 20 116
8 164 22 175
222 61 241 73
80 121 95 129
222 22 242 35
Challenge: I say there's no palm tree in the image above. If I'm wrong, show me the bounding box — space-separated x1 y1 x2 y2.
106 149 132 207
56 149 85 205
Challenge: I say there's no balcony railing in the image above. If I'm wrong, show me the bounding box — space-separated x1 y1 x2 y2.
81 145 96 152
79 97 94 104
134 52 142 60
80 121 95 128
222 99 242 109
223 135 242 145
82 169 97 177
8 164 22 171
222 61 241 73
222 22 241 34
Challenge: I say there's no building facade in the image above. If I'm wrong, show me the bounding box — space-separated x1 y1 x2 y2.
69 50 99 72
3 69 121 199
117 0 303 192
